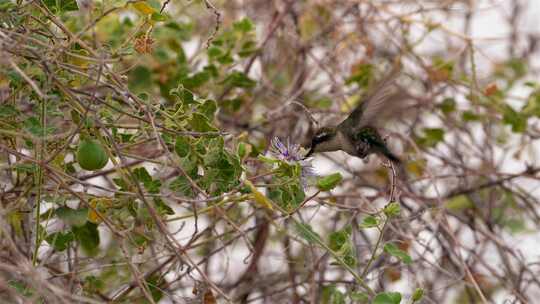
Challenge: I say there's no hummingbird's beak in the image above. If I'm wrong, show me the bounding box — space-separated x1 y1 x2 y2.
304 147 314 159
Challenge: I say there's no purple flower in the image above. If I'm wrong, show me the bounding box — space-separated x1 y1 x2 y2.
270 137 316 187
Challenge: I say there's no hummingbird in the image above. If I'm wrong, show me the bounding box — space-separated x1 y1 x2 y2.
305 63 404 163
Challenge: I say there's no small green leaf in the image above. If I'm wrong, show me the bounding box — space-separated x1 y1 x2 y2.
0 104 19 117
412 288 424 302
42 0 78 12
133 167 152 184
189 113 218 132
295 222 322 244
383 202 400 217
502 105 528 133
151 12 166 21
8 280 33 297
175 136 190 157
346 63 373 88
55 207 88 227
198 99 217 120
72 222 100 256
359 215 380 228
133 167 162 193
183 71 211 88
328 229 350 251
462 110 480 121
24 117 55 137
439 97 456 114
349 291 369 303
233 17 254 33
128 66 152 91
384 243 412 264
154 198 174 216
169 175 194 197
445 195 473 211
317 173 343 191
237 142 247 158
208 46 223 58
221 71 256 88
238 40 258 57
418 128 445 147
373 291 402 304
147 275 164 302
321 285 346 304
170 85 195 105
45 231 74 251
505 58 527 79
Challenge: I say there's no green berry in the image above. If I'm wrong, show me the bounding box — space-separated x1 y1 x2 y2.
77 139 109 171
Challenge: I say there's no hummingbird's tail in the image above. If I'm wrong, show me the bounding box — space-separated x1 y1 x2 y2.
382 149 401 164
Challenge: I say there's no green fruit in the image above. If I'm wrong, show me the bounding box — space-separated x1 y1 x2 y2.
77 139 109 171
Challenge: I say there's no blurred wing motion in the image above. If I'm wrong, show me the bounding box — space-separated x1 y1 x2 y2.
338 61 403 134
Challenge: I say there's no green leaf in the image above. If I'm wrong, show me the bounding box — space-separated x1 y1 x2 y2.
0 104 19 118
189 113 218 132
175 136 191 157
72 222 100 256
349 291 369 303
445 195 473 211
462 110 480 122
502 105 527 133
383 202 400 217
221 71 256 88
183 70 211 88
154 198 174 216
8 280 33 297
133 167 162 193
321 285 346 304
198 99 217 120
55 207 88 227
412 288 424 302
128 66 152 91
151 12 166 22
268 181 305 211
45 231 74 251
14 163 37 174
295 222 322 244
233 17 254 33
419 128 445 147
317 173 343 191
505 58 527 79
346 63 373 88
238 40 258 57
169 175 194 197
133 167 152 184
42 0 78 12
24 117 55 137
170 85 195 105
373 292 402 304
384 243 412 265
146 275 164 302
0 0 16 10
208 46 223 58
237 142 247 158
359 215 380 228
439 97 456 114
328 228 350 251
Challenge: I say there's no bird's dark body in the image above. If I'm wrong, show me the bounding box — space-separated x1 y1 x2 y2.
351 127 400 162
305 61 403 163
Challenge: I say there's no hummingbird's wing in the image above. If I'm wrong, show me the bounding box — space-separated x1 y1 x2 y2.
338 62 402 134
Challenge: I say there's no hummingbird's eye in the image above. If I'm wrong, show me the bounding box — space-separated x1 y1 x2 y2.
313 132 330 145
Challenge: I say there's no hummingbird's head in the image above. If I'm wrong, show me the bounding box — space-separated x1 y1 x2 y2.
305 127 337 158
